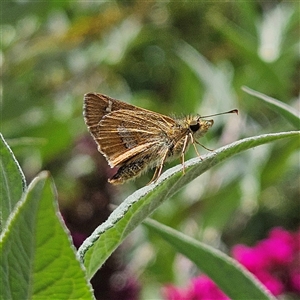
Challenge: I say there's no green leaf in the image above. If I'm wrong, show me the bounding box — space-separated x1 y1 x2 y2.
0 171 94 300
78 130 299 279
242 86 300 128
0 133 26 233
144 218 275 300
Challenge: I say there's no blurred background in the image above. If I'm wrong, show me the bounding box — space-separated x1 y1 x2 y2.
1 1 299 299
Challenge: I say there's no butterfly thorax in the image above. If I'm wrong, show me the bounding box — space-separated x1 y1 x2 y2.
167 116 213 158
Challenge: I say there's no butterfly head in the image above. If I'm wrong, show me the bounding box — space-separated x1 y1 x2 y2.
188 108 238 138
188 117 214 138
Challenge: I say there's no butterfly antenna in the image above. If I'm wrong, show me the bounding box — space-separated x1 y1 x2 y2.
199 109 238 119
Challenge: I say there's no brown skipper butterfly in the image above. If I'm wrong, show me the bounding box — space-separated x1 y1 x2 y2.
83 93 238 184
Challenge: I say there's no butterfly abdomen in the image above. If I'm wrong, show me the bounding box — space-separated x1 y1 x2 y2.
108 154 155 184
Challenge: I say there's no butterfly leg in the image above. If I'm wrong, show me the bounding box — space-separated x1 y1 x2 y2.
195 140 214 152
190 133 201 158
147 167 160 185
180 134 191 175
147 149 169 185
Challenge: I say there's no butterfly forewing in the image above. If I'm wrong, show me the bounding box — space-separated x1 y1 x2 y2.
83 93 178 168
97 110 177 166
84 93 140 138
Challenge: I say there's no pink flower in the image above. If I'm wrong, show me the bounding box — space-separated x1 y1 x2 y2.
162 285 186 300
254 270 284 295
232 227 300 296
260 227 294 265
290 270 300 293
294 230 300 251
187 276 229 300
162 276 229 300
231 244 267 272
162 227 300 300
162 275 229 300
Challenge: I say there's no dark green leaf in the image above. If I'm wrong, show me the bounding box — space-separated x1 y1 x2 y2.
0 171 94 300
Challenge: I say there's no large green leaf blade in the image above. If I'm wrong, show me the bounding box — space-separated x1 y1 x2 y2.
0 171 94 300
0 134 26 233
78 131 299 279
144 219 275 300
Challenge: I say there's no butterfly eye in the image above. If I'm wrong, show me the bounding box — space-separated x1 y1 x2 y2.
189 123 200 132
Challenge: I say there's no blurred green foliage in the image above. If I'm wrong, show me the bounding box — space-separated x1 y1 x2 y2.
1 1 299 299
